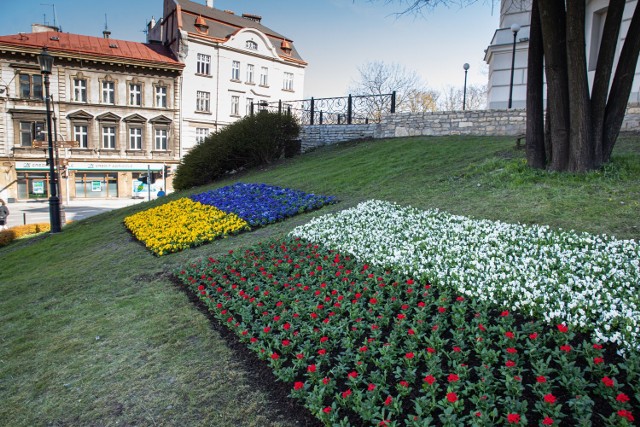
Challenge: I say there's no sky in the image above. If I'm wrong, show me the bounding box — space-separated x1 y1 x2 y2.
0 0 501 97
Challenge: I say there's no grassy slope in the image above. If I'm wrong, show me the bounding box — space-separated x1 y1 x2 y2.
1 135 638 426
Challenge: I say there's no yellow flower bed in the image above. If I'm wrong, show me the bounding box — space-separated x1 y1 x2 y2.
124 198 250 256
0 223 51 247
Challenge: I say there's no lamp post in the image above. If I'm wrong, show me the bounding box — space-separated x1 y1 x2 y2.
462 63 470 111
38 47 62 233
508 23 521 109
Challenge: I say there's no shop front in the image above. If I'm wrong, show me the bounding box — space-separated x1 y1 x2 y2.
68 162 165 199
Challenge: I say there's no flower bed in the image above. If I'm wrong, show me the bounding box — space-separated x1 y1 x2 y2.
124 198 249 256
290 200 640 353
190 183 337 227
124 183 336 255
176 238 639 426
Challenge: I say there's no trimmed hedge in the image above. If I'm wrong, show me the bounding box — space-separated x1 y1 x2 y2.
173 112 300 191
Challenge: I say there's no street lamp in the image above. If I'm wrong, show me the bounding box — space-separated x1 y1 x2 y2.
508 23 521 109
38 47 62 233
462 63 470 111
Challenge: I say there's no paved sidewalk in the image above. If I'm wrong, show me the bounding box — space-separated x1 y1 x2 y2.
4 198 151 228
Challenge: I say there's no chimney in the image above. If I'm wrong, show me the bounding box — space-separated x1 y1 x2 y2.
206 0 213 7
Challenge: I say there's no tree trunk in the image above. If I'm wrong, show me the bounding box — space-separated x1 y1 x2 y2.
538 0 570 171
591 0 626 168
566 0 593 172
603 2 640 163
526 0 546 169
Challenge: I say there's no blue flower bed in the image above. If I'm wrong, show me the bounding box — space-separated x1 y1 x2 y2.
190 183 337 227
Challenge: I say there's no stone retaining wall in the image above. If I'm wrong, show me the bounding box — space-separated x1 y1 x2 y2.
299 104 640 151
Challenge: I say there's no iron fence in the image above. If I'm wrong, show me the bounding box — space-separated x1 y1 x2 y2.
251 92 396 125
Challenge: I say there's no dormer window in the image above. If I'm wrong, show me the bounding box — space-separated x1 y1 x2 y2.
281 39 292 55
246 40 258 50
195 16 209 34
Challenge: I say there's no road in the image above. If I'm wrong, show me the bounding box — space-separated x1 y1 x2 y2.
4 198 150 228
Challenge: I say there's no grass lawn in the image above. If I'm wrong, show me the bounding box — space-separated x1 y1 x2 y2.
0 134 638 426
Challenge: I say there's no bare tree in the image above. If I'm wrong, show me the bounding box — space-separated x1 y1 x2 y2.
439 84 487 111
373 0 640 172
349 61 434 120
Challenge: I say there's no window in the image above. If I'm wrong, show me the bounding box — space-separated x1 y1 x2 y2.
102 81 115 104
589 8 608 71
246 64 254 84
246 40 258 50
73 78 87 102
231 61 240 80
259 67 268 86
102 126 116 149
129 83 142 106
283 72 294 91
246 98 254 116
19 74 43 99
155 86 167 108
197 53 211 75
129 127 143 150
19 121 45 146
155 129 168 150
196 91 210 112
196 128 210 144
74 125 88 148
231 95 240 116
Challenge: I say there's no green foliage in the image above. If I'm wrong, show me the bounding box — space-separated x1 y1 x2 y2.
174 112 300 190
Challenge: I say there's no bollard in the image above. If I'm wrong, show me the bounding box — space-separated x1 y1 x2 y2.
23 212 26 225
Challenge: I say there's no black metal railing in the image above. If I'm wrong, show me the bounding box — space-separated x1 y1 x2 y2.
251 92 396 125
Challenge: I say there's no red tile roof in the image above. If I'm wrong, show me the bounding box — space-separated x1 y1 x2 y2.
0 31 183 68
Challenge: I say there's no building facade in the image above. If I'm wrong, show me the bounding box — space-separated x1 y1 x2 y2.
148 0 307 153
0 26 183 202
484 0 639 109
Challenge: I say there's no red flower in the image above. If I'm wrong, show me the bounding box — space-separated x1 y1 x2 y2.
282 339 291 346
369 298 378 304
399 380 409 388
307 364 316 373
270 353 280 360
536 376 547 383
322 377 330 385
529 332 538 340
618 410 634 422
505 360 516 367
384 395 393 406
557 324 569 333
318 349 326 356
447 374 459 383
405 352 415 359
478 323 486 332
593 343 603 350
505 331 515 339
593 356 604 364
507 413 521 424
500 310 510 317
408 329 415 335
320 336 329 343
560 344 572 352
263 326 271 333
601 376 615 387
296 353 304 359
427 347 436 354
368 383 376 391
475 412 482 417
323 407 331 413
341 389 352 398
293 381 304 390
453 346 461 353
542 417 554 425
446 392 458 403
423 375 436 385
617 393 630 403
544 393 556 404
506 347 517 354
283 322 291 330
348 371 358 379
438 306 446 313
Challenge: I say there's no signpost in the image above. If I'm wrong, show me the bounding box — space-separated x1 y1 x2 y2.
32 140 79 149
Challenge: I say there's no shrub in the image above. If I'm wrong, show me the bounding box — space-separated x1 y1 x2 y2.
0 223 51 247
173 112 300 190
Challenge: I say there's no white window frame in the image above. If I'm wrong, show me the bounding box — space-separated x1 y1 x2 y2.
246 64 254 84
74 78 87 102
196 91 210 112
260 67 268 87
283 72 294 91
155 86 167 108
231 95 240 116
197 53 211 75
102 81 115 104
74 124 88 148
154 128 168 150
129 127 143 150
102 126 116 149
231 61 240 80
196 127 210 144
246 98 253 116
129 83 142 106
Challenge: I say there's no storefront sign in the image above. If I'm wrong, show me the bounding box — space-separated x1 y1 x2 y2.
69 162 164 171
15 161 49 170
91 181 102 192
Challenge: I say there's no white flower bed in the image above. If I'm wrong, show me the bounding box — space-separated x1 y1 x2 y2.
290 200 640 352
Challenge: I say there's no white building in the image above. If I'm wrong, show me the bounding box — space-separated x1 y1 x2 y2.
484 0 639 109
148 0 308 153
